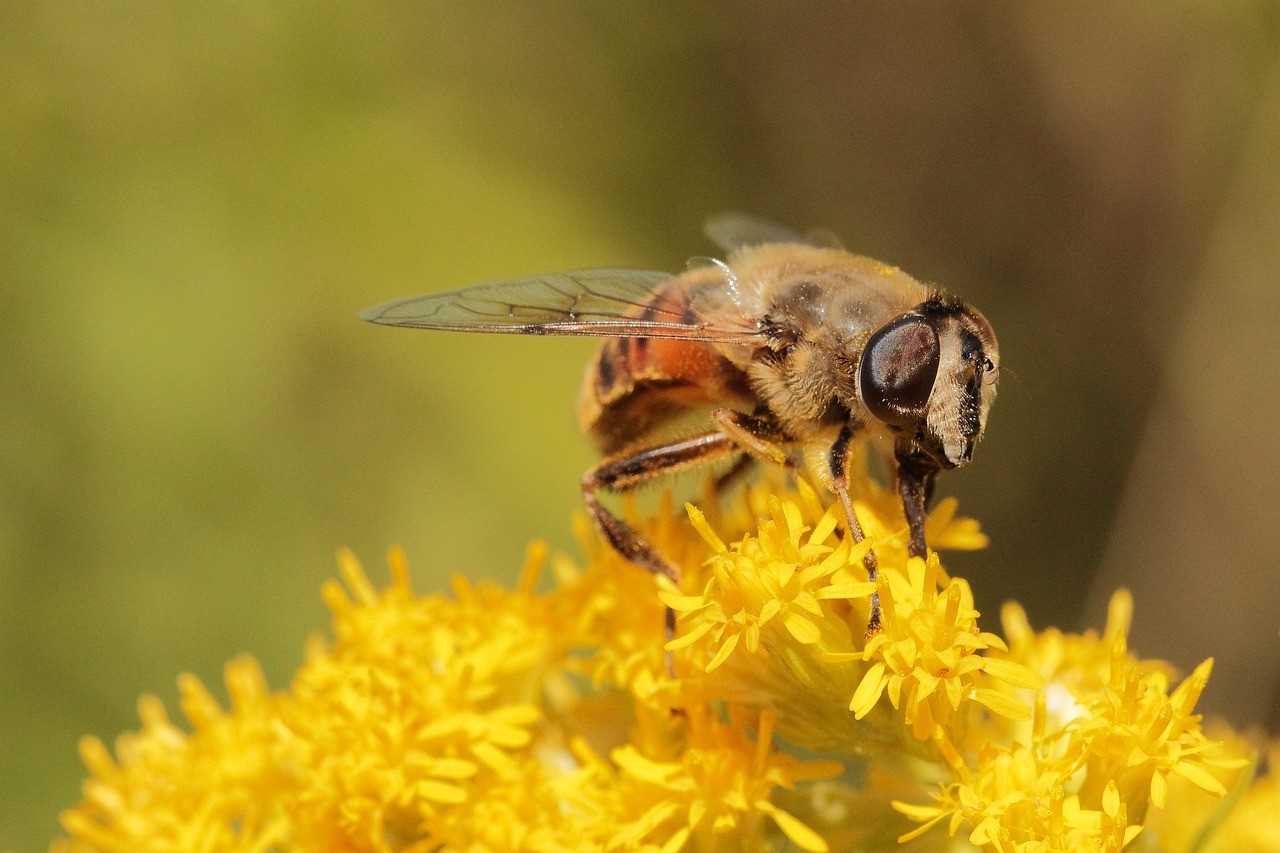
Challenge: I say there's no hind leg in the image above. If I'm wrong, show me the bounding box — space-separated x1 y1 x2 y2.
582 432 738 665
583 415 797 676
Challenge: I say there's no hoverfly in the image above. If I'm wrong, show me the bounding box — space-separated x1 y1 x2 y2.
360 214 999 637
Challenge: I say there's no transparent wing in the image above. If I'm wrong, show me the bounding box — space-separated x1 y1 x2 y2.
703 212 844 254
359 268 763 343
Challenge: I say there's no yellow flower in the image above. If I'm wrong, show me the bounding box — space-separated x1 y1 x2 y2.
847 553 1043 742
995 589 1181 737
894 698 1141 852
896 607 1250 850
53 481 1268 852
421 757 609 852
657 486 876 754
283 547 555 849
662 494 873 674
57 656 292 852
550 514 674 709
1200 738 1279 852
922 496 989 551
1140 719 1258 852
608 707 843 852
1066 633 1247 820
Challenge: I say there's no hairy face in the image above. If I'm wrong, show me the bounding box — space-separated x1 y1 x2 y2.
857 301 999 468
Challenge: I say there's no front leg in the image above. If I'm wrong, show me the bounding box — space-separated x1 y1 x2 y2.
828 423 883 635
894 445 940 559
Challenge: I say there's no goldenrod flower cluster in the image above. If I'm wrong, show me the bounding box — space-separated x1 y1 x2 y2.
55 470 1272 851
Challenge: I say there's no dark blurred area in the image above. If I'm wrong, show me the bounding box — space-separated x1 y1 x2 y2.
3 3 1279 848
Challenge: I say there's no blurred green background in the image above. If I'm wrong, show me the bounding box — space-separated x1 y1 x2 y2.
4 4 1280 848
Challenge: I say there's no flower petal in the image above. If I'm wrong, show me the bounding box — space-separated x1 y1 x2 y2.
970 688 1033 721
981 656 1045 689
757 800 829 853
850 661 888 717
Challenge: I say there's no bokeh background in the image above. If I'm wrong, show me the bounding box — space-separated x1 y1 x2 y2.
4 4 1279 848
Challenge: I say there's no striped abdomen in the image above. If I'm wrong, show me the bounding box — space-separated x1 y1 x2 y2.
576 284 754 454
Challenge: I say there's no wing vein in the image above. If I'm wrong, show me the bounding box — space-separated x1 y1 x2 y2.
359 267 764 344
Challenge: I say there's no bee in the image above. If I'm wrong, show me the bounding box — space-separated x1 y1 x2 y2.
360 214 999 636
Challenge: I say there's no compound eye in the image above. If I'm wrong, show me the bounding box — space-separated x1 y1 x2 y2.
859 315 940 426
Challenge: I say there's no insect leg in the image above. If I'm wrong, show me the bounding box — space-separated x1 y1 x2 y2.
894 448 939 559
705 408 798 498
582 432 739 671
710 408 796 469
829 424 883 635
711 453 754 496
